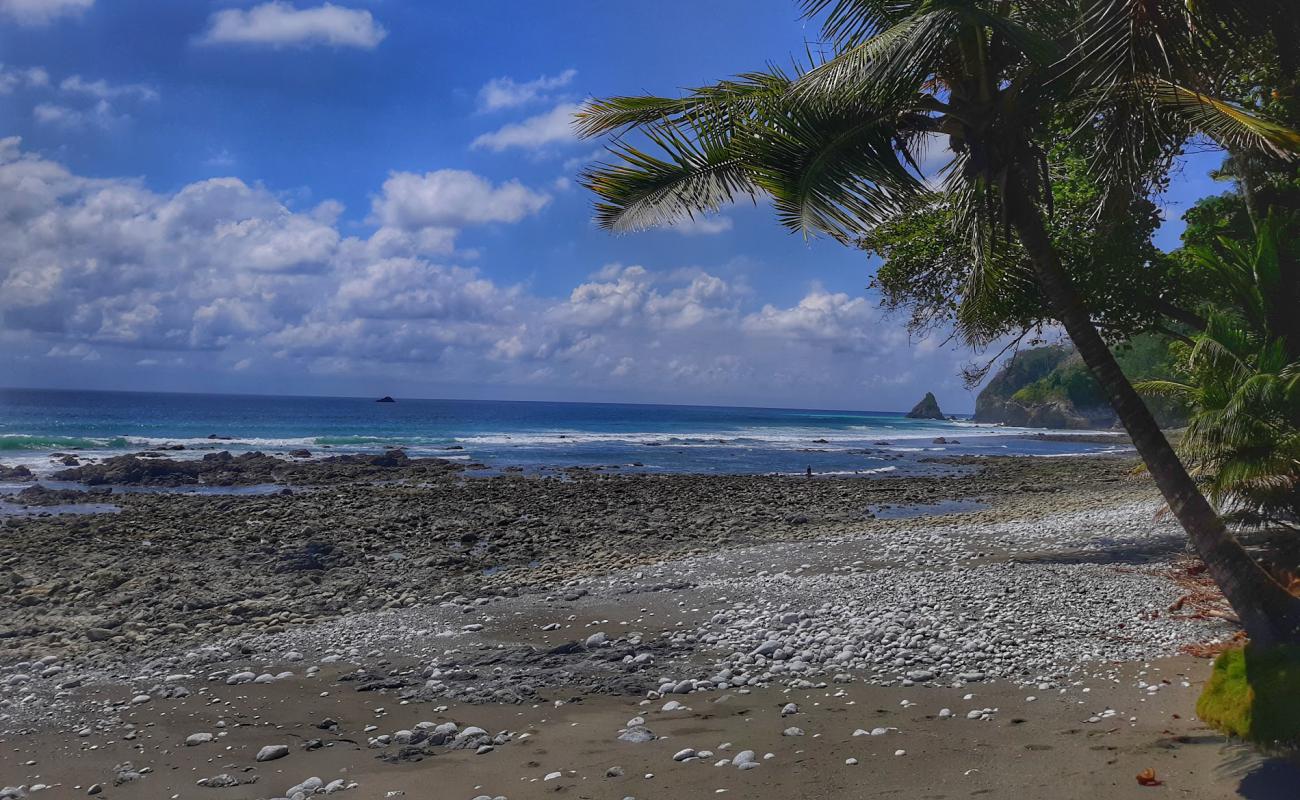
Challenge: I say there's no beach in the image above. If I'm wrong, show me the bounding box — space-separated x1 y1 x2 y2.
3 448 1296 798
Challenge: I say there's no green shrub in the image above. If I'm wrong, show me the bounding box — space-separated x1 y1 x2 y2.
1197 644 1300 748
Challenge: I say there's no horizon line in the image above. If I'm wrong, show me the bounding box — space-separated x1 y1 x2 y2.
0 385 976 419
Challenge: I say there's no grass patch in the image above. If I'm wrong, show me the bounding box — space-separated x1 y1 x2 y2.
1197 644 1300 747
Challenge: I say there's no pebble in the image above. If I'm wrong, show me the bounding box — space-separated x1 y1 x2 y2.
256 745 290 762
618 728 656 744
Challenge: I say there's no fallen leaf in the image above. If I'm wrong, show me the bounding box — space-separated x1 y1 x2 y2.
1136 768 1163 787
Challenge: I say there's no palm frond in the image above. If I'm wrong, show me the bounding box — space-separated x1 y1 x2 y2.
793 6 959 103
741 98 928 240
574 71 793 139
798 0 920 47
580 125 756 232
1134 378 1197 400
1147 80 1300 158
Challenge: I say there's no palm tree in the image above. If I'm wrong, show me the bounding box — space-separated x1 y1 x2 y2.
1139 217 1300 525
575 0 1300 645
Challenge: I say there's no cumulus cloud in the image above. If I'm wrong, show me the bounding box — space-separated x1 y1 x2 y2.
198 2 387 49
478 69 576 112
472 102 581 152
742 286 902 353
371 170 551 229
21 70 157 130
0 0 91 26
367 169 551 255
0 138 969 407
0 63 49 93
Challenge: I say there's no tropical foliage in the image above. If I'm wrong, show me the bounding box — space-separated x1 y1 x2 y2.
1139 217 1300 526
864 138 1176 346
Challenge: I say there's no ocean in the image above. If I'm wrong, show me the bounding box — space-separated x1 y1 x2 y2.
0 387 1128 482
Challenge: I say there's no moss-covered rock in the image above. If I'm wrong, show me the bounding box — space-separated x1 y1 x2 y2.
1197 644 1300 748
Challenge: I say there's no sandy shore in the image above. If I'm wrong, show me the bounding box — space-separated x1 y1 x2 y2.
2 453 1297 797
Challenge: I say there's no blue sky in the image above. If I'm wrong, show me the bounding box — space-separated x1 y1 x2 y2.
0 0 1229 412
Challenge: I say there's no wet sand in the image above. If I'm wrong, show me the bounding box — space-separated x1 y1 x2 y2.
2 656 1295 799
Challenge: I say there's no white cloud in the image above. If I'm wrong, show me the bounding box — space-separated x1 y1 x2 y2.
477 69 576 112
60 74 158 102
199 2 387 49
741 285 903 354
22 71 156 131
336 259 511 321
368 169 550 253
472 102 581 152
0 64 49 93
0 138 971 408
33 101 109 128
670 215 734 235
46 342 99 360
0 0 91 26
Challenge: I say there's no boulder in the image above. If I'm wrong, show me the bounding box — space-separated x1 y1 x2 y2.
0 464 35 482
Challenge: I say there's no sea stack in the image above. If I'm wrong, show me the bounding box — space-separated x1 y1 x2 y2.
376 396 396 403
905 392 945 420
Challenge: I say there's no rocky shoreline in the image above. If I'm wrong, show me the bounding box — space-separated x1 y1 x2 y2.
4 452 1290 798
3 453 1139 662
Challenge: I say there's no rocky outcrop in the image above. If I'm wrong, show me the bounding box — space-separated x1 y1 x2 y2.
974 346 1116 430
0 464 35 482
51 449 463 487
904 392 946 420
981 397 1096 429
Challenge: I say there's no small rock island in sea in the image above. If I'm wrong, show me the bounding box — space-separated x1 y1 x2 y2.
905 391 945 420
376 395 396 403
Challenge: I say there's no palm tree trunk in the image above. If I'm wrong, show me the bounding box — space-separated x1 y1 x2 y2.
1005 179 1300 648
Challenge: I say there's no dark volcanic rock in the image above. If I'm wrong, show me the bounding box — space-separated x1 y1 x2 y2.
50 449 462 487
16 484 111 505
0 464 35 481
904 392 945 420
273 541 353 573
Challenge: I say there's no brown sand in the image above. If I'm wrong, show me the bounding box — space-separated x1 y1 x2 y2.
4 654 1298 799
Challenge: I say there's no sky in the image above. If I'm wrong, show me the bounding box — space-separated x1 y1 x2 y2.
0 0 1230 413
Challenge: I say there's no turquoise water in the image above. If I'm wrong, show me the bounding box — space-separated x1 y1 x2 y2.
0 388 1126 480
